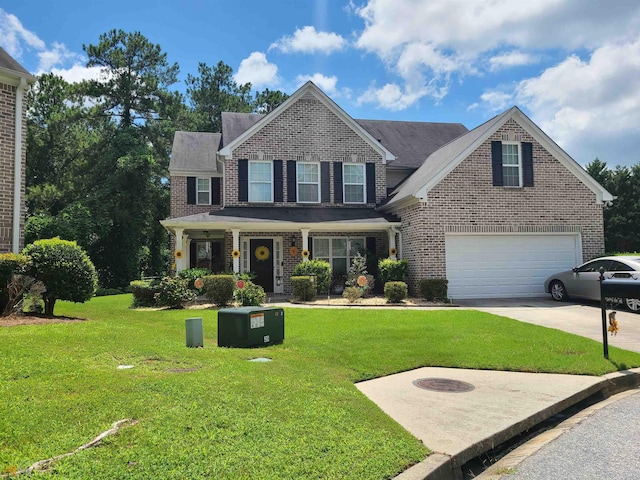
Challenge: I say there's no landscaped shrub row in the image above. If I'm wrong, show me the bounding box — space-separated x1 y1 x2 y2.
384 281 408 303
291 276 315 301
419 278 449 301
292 259 331 294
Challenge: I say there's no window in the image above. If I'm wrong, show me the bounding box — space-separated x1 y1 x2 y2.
249 161 273 202
297 162 320 203
343 164 365 203
577 259 612 273
196 178 211 205
313 237 365 276
502 143 521 187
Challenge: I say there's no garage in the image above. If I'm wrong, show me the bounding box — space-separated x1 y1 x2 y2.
445 234 582 299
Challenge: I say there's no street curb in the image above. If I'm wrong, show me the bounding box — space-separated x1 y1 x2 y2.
396 368 640 480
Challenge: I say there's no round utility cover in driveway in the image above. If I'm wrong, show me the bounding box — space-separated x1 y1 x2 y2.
445 234 581 299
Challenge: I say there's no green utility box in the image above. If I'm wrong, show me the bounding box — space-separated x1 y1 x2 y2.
217 307 284 348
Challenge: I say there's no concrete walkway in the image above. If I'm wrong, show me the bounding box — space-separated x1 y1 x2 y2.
357 367 640 480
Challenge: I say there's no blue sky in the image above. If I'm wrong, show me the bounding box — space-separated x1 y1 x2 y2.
2 0 640 167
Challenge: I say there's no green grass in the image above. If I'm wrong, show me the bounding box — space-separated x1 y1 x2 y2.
2 295 640 479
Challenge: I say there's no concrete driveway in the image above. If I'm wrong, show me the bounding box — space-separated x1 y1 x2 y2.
456 297 640 353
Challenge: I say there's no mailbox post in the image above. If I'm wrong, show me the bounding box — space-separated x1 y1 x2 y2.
598 268 609 359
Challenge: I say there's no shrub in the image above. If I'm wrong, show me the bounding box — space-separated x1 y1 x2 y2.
291 276 316 301
292 259 331 294
154 276 196 308
343 286 362 303
419 278 449 301
345 253 374 297
0 253 30 315
378 258 409 284
234 280 266 306
95 287 124 297
384 281 408 303
130 280 161 307
177 268 211 295
22 238 97 316
203 275 236 307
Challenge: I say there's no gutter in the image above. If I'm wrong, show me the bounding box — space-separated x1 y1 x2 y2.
12 77 26 253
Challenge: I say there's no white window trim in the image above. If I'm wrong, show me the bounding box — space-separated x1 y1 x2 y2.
312 236 366 274
502 142 522 188
196 177 211 205
343 163 366 204
297 162 320 204
248 160 274 203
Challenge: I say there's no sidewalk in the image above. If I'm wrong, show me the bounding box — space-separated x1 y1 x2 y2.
356 367 640 480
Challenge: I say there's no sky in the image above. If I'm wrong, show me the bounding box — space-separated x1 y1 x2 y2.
2 0 640 168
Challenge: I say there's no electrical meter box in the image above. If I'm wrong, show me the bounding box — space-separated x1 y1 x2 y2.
217 307 284 348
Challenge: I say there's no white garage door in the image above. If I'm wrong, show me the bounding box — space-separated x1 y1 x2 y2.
445 234 581 299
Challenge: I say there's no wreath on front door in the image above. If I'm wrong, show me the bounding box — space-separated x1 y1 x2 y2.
255 246 270 261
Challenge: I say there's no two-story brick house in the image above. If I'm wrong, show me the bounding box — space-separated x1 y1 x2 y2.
162 81 613 299
0 48 34 253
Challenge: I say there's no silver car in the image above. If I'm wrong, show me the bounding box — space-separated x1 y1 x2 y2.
544 256 640 313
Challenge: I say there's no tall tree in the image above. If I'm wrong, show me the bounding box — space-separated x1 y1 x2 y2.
186 61 254 132
254 88 289 114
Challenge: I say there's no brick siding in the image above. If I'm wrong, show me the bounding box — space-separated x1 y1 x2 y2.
397 119 605 293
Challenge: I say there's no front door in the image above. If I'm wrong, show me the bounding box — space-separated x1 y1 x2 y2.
250 238 274 292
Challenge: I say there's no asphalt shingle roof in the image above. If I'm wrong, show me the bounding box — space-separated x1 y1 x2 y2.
169 131 221 173
0 47 32 77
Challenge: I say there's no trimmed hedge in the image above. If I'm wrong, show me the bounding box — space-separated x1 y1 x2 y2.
384 281 408 303
203 275 236 307
378 258 408 284
154 276 196 308
292 259 331 294
130 279 161 308
419 278 449 301
291 276 316 301
234 280 266 306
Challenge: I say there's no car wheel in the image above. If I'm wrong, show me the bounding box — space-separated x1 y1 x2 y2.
550 280 568 301
625 298 640 314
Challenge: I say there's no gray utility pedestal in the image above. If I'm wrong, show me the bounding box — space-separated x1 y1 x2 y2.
217 307 284 348
185 317 204 348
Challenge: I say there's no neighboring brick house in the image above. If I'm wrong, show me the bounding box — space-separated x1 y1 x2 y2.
0 48 34 253
162 82 613 299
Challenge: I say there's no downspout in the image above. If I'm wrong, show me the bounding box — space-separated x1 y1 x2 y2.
12 77 27 253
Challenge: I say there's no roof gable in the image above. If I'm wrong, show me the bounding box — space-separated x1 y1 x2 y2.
218 81 395 163
383 106 614 209
0 47 35 85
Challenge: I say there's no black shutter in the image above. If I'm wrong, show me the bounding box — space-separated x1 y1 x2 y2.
287 160 296 202
187 177 196 205
491 141 503 186
189 242 197 269
522 142 534 187
274 160 283 202
333 162 343 203
366 236 377 277
366 163 375 204
238 159 248 202
308 237 312 259
321 163 330 203
211 177 221 205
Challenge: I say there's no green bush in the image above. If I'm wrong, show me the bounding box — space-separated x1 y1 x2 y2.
345 253 375 297
343 286 362 303
384 281 408 303
177 268 211 295
203 275 236 307
22 238 97 316
378 258 408 284
292 259 331 294
0 253 30 314
95 287 124 297
234 280 266 306
419 278 449 301
130 279 161 307
154 276 196 308
291 276 316 301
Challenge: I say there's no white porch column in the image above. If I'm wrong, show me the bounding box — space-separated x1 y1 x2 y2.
12 78 26 253
388 228 398 260
301 229 310 262
185 238 192 269
174 228 185 272
232 229 240 273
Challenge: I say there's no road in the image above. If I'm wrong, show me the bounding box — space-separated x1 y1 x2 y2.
499 388 640 479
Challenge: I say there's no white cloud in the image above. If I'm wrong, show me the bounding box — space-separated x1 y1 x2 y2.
489 51 538 71
296 73 338 94
37 42 83 72
49 64 104 84
476 39 640 166
357 83 426 111
0 8 45 59
270 26 347 54
353 0 640 110
234 52 280 89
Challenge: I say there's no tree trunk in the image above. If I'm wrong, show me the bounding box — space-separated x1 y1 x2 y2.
44 297 56 316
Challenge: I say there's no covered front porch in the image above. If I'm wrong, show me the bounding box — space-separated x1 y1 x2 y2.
161 207 402 294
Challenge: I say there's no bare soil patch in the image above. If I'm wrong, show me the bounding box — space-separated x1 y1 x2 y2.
0 313 86 327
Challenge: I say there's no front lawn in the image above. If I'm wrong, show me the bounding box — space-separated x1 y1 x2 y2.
2 295 639 479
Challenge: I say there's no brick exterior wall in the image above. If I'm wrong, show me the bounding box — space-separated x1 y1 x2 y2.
170 175 224 217
0 82 26 253
396 119 605 293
